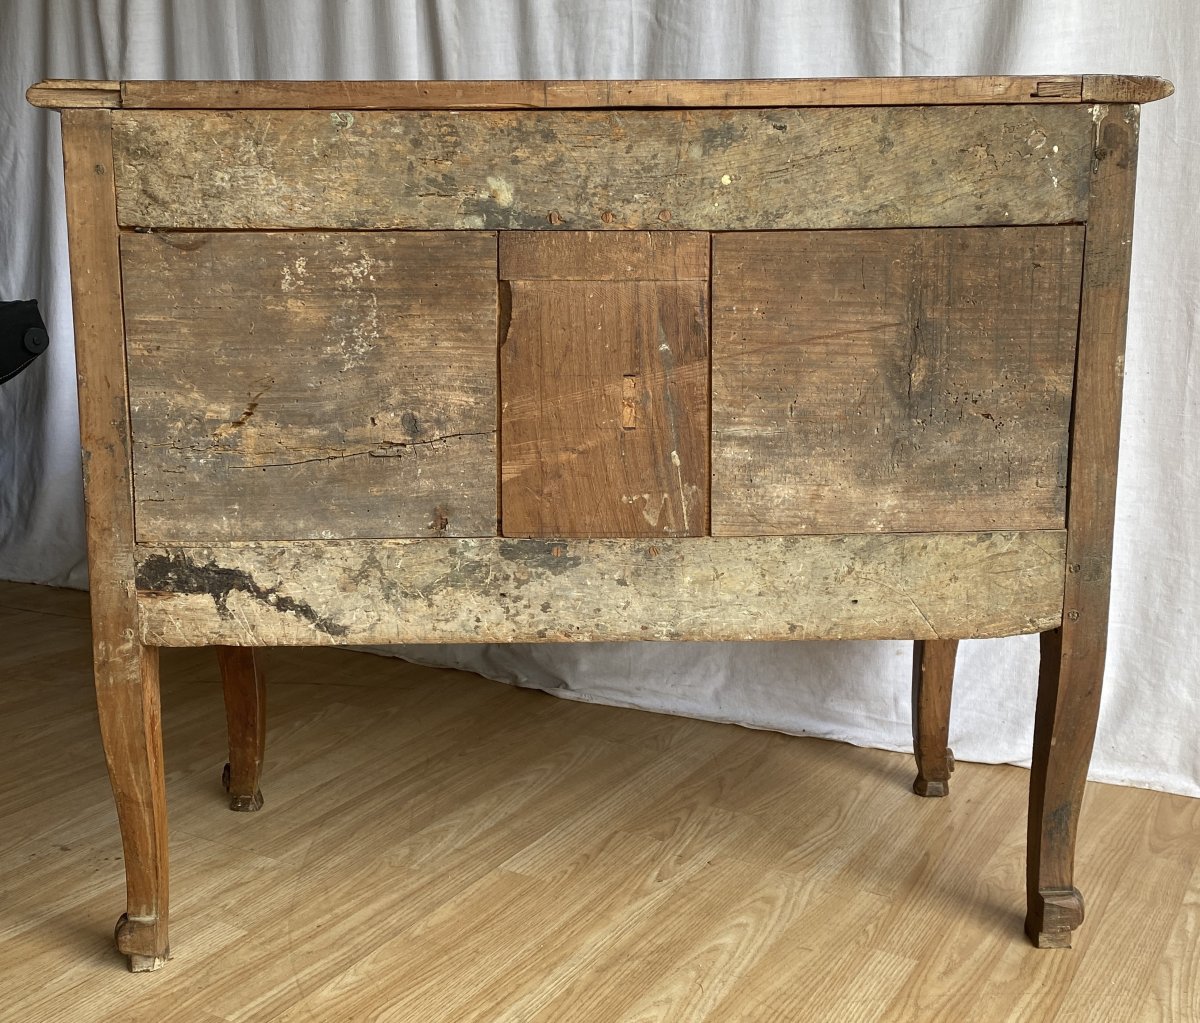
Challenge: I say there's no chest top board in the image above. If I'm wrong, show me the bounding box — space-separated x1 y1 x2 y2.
29 74 1172 972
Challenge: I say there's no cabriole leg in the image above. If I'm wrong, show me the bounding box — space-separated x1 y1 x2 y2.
95 642 169 971
217 647 266 812
1025 626 1096 948
912 639 958 797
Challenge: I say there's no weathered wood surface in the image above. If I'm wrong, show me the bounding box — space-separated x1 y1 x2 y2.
1027 105 1140 950
912 639 959 797
27 76 1175 110
711 226 1083 536
118 77 1092 109
501 233 709 537
134 531 1066 646
111 105 1094 230
499 232 709 281
1081 75 1174 103
121 231 499 542
26 79 121 108
60 109 170 971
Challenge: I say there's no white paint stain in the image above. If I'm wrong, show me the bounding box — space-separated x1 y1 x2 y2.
485 176 514 207
671 450 690 532
623 492 668 527
330 111 354 129
720 174 732 185
280 256 309 292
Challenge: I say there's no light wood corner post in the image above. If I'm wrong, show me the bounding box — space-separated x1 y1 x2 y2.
1026 103 1139 949
61 109 169 972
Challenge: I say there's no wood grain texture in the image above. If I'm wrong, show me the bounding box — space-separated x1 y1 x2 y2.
133 531 1066 646
1026 105 1140 949
1081 75 1175 103
60 109 169 971
26 76 1176 112
499 231 709 280
110 76 1099 109
26 79 121 107
911 640 958 797
711 227 1083 535
500 233 709 537
23 74 1179 110
111 106 1094 230
5 582 1199 1018
216 648 265 812
121 231 499 541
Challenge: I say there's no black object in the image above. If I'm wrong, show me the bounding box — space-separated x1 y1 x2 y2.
0 300 50 384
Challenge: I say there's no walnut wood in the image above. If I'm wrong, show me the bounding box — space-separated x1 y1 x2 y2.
711 227 1083 535
26 76 1175 110
121 231 499 541
110 106 1094 231
499 232 709 281
912 640 959 797
216 648 266 812
1081 75 1175 103
26 79 120 107
60 109 169 971
500 233 709 537
133 531 1065 646
29 78 1167 967
1026 105 1140 949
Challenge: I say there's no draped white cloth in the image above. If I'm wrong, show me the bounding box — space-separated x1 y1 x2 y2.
2 1 1196 794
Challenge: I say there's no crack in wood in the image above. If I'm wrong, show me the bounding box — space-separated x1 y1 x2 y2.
227 430 495 469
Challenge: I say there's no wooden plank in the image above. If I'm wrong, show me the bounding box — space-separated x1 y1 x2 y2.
500 233 708 537
110 76 1096 110
121 231 499 542
27 76 1175 112
1026 105 1141 949
111 105 1094 230
26 79 120 108
1081 75 1174 103
133 530 1067 646
60 109 169 969
500 232 709 281
711 226 1084 536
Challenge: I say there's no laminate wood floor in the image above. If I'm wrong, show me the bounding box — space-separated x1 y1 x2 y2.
1 579 1196 1022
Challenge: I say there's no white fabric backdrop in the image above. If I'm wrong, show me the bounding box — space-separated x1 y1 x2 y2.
1 1 1196 795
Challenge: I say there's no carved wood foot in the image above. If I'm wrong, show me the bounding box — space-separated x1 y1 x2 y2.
115 912 169 972
1025 886 1086 948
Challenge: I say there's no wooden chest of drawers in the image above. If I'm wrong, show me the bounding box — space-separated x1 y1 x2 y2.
29 74 1171 971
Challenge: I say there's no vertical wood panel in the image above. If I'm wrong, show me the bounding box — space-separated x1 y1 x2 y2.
500 233 709 538
122 231 499 541
711 227 1084 535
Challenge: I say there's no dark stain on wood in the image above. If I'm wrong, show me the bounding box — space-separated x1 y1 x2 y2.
137 550 349 637
497 539 584 574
